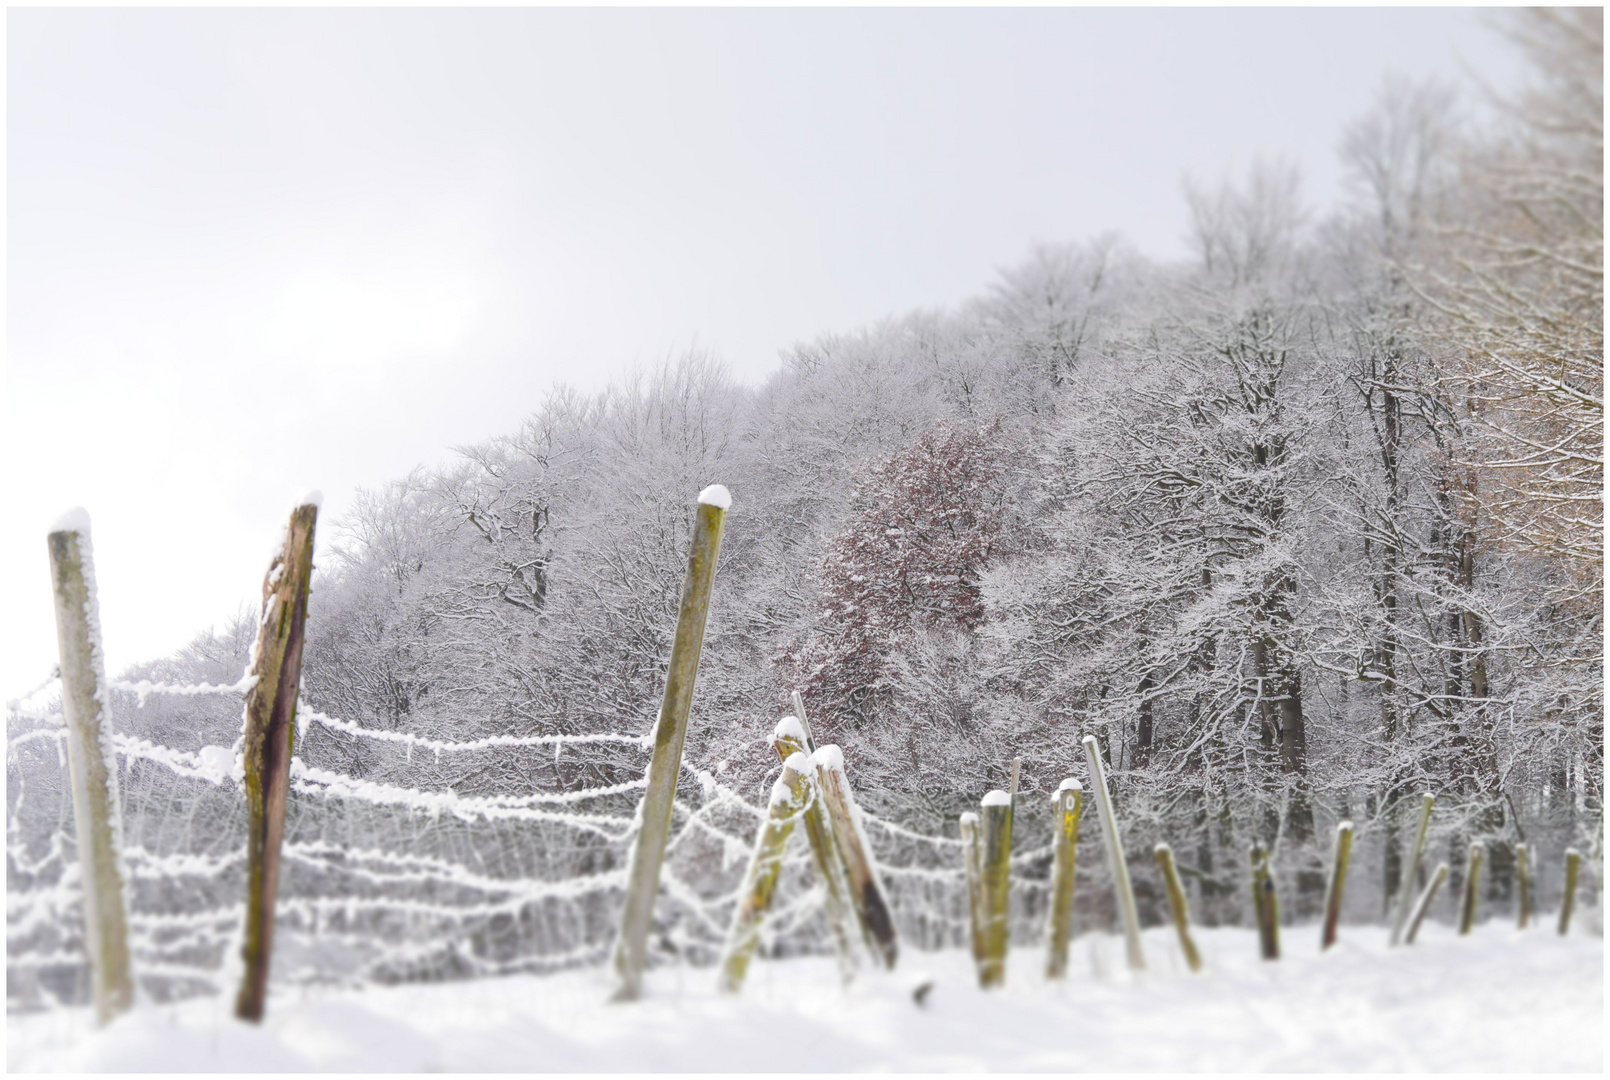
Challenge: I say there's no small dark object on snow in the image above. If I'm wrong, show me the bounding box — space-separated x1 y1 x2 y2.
911 979 936 1008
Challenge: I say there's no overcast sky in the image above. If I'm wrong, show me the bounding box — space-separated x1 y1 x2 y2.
4 7 1525 699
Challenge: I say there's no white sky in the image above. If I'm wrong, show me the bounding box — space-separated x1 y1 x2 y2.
4 8 1524 699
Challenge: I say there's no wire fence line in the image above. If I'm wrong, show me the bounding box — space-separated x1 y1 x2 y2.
6 674 976 1015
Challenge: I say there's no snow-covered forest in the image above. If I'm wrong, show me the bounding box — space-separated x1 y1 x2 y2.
109 8 1603 917
7 9 1601 1042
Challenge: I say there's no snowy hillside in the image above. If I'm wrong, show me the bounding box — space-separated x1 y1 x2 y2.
10 923 1601 1073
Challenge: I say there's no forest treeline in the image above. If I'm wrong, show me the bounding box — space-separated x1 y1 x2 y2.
129 10 1600 921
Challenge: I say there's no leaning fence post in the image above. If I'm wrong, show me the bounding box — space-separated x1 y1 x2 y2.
719 753 811 993
1045 779 1083 979
1154 843 1202 972
813 744 899 969
46 510 134 1026
1557 848 1581 936
613 485 729 1002
1321 821 1354 951
1404 862 1449 944
1457 841 1485 936
1515 842 1533 930
1389 792 1434 947
773 715 858 983
978 790 1013 987
1082 734 1144 971
960 812 987 979
235 496 319 1023
1250 844 1276 960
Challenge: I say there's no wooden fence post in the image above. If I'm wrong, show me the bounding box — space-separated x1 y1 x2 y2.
235 497 319 1022
1082 734 1144 971
1558 848 1581 936
613 485 729 1002
1404 862 1449 944
978 790 1013 987
772 716 858 983
1515 842 1532 929
1251 844 1280 960
46 510 134 1026
719 753 811 993
960 812 986 981
1457 841 1485 936
1389 792 1434 947
813 744 899 970
1321 821 1354 951
1153 843 1202 973
1045 779 1083 979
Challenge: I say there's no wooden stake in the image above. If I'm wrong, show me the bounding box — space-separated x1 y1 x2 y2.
960 812 987 980
612 486 729 1002
1515 842 1532 930
1389 792 1435 947
1558 848 1581 936
236 498 319 1022
719 754 811 993
1081 734 1144 971
1251 844 1281 960
1457 841 1484 936
1153 843 1202 972
1045 780 1083 980
1321 821 1354 951
1404 862 1449 944
790 690 818 752
813 744 899 969
46 512 134 1026
773 717 858 983
978 790 1013 988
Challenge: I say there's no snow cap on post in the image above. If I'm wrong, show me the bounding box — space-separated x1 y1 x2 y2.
982 789 1011 807
811 744 844 772
295 490 325 510
782 751 811 775
1056 777 1083 793
50 506 92 535
697 484 732 510
774 715 808 745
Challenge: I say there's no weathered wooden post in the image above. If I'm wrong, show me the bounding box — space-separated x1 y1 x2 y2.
978 790 1013 987
613 485 729 1002
719 753 811 993
1251 843 1280 960
1045 779 1083 979
1082 734 1144 971
772 715 858 982
1457 841 1485 936
1515 842 1533 929
813 744 899 969
46 509 134 1026
236 497 319 1022
960 811 986 980
1557 848 1581 936
1321 821 1354 951
1153 843 1202 973
1389 792 1434 947
1404 861 1449 944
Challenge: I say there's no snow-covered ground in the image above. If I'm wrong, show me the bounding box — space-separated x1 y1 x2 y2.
9 922 1601 1072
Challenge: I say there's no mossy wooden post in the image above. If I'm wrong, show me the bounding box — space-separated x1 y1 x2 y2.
1389 792 1434 947
1557 848 1581 936
235 497 319 1023
1404 862 1449 944
1153 843 1202 973
1457 841 1484 936
773 715 857 982
1515 842 1533 929
1320 821 1354 951
1082 734 1144 971
960 811 986 979
978 790 1013 988
46 510 134 1026
1045 779 1083 979
719 753 810 993
612 486 729 1002
813 744 898 969
1251 844 1280 960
